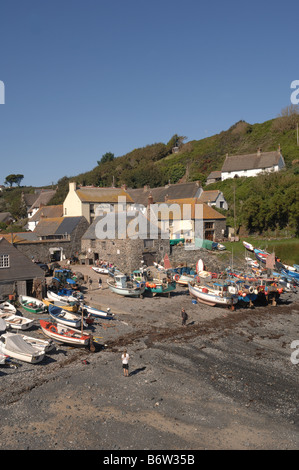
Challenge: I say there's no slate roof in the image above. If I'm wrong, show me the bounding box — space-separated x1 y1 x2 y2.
0 237 45 282
221 151 282 172
206 171 221 180
82 212 167 240
34 216 83 236
127 182 201 206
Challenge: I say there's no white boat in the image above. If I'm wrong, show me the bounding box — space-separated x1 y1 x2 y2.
0 312 34 330
107 274 146 298
47 290 80 304
0 333 45 363
243 241 254 252
0 317 6 334
245 257 259 268
40 320 91 346
48 304 82 328
16 333 55 352
188 281 238 308
92 266 109 274
0 301 17 314
173 273 196 286
81 304 114 319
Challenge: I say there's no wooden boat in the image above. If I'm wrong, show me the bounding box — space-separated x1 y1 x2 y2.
0 332 45 363
48 304 82 328
0 301 17 314
47 290 81 304
40 320 91 346
92 266 109 274
0 312 34 330
188 281 238 308
19 295 47 314
107 274 146 297
80 304 114 319
14 333 55 353
254 248 270 264
43 298 78 312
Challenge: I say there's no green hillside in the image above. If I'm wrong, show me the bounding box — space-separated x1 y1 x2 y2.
1 112 299 236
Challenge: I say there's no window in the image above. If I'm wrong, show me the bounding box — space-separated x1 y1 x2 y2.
0 254 10 268
144 239 154 248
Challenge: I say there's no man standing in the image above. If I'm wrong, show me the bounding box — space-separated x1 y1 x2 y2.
122 350 130 377
181 308 188 327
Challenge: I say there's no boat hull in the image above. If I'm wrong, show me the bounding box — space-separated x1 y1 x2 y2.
0 312 34 330
48 305 81 328
107 280 146 297
40 320 90 346
188 283 238 307
19 296 46 314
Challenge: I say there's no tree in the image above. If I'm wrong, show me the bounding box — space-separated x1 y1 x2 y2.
97 152 114 165
4 174 24 187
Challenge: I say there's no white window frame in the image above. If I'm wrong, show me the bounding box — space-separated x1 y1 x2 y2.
0 254 10 268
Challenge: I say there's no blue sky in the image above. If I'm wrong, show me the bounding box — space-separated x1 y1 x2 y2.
0 0 298 187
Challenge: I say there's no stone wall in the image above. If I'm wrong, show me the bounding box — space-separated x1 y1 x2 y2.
168 244 230 272
81 238 170 273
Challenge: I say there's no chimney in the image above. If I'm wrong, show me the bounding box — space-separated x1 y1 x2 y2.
121 184 127 190
147 192 154 206
257 147 262 156
143 185 150 192
69 181 77 192
164 194 169 202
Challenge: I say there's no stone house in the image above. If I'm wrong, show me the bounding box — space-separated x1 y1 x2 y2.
0 237 45 298
63 182 134 224
206 171 221 185
81 211 170 273
157 199 226 242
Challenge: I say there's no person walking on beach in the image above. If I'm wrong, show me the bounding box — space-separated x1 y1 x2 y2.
98 277 102 289
122 350 130 377
181 308 188 327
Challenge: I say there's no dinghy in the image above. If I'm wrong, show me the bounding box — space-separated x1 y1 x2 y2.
0 312 34 330
48 304 82 328
47 290 81 304
92 266 109 274
80 304 114 319
0 301 17 314
17 333 55 352
43 298 78 312
19 295 47 314
0 333 45 363
243 241 254 252
40 320 91 346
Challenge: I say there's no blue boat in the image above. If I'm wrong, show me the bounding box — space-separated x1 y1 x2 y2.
48 304 82 328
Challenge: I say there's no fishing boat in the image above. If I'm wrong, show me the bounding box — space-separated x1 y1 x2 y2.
188 280 238 308
107 274 146 298
0 312 34 330
40 320 91 346
0 301 17 314
132 267 176 296
0 333 45 363
19 295 47 314
15 333 55 353
92 266 109 274
254 248 270 264
48 304 82 328
43 298 78 312
80 304 114 319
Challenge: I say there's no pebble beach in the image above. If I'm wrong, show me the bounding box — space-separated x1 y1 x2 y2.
0 264 299 451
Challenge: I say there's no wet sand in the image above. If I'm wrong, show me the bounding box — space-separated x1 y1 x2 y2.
0 264 299 450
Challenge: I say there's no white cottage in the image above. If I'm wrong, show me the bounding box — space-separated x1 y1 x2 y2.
221 147 285 181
